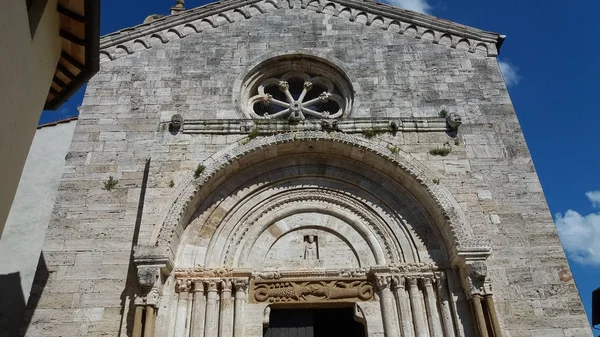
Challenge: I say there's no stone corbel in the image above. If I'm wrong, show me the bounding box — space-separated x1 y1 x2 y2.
133 245 174 307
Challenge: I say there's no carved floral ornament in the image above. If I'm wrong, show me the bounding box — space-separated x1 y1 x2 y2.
241 57 354 121
248 72 345 121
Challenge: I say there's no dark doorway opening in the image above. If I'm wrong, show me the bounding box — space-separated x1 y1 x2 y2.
264 307 365 337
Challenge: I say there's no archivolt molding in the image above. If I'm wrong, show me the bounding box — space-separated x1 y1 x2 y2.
155 131 490 267
99 0 502 62
218 192 399 266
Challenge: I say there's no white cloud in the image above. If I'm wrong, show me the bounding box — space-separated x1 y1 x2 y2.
586 191 600 208
555 191 600 265
498 60 520 87
383 0 432 14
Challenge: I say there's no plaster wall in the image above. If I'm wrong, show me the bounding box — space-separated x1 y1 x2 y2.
0 121 77 301
0 121 76 335
0 0 62 237
25 4 590 337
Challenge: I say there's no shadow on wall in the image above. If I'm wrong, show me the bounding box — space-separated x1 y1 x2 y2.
0 254 49 337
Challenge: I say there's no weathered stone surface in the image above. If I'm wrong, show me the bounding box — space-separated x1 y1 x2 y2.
23 0 590 336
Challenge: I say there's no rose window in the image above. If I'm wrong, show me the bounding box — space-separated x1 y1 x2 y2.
239 56 353 121
249 72 344 121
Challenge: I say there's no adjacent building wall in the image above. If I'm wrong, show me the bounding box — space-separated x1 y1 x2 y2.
0 0 62 237
0 121 76 335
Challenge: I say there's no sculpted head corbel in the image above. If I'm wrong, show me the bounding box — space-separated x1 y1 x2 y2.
133 245 174 307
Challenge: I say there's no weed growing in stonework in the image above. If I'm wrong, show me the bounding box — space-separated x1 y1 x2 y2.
248 128 260 140
387 144 400 154
194 164 205 179
103 176 118 190
429 147 451 157
454 138 460 146
432 178 440 184
362 127 386 139
169 180 174 188
439 109 449 118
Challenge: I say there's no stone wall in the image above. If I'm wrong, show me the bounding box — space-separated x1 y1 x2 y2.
24 2 590 337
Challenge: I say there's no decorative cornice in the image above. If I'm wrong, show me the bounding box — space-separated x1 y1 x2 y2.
99 0 502 62
180 117 449 134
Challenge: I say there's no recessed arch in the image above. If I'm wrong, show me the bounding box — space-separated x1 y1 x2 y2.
153 132 489 268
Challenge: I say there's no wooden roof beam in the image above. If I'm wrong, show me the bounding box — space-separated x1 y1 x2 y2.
60 30 86 46
57 4 86 23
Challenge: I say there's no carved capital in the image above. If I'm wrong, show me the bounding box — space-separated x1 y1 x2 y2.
375 274 392 290
234 278 249 293
193 280 205 293
176 278 193 293
205 279 219 293
220 279 233 293
390 275 405 290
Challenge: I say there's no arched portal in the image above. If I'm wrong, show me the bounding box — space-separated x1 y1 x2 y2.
135 132 495 337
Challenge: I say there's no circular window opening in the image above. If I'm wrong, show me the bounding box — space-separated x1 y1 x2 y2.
241 55 353 121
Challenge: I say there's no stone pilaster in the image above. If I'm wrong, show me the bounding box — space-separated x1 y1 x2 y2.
204 280 220 337
391 275 414 337
435 273 456 337
233 279 249 337
219 279 234 337
376 274 400 337
423 277 443 337
174 279 192 337
408 277 428 337
191 280 207 337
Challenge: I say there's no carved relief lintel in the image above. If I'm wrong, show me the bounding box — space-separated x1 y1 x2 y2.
251 279 374 303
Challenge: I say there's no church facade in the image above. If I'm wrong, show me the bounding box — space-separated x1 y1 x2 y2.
24 0 590 336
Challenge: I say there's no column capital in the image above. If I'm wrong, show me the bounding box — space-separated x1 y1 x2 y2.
390 275 405 290
234 278 249 293
176 278 193 293
375 274 392 290
193 279 205 293
205 279 220 293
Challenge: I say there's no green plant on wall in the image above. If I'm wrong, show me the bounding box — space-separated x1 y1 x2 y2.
439 109 448 118
362 127 386 139
103 176 118 191
194 164 205 179
386 144 400 154
429 147 451 157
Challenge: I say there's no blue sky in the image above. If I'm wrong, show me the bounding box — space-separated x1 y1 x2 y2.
41 0 600 328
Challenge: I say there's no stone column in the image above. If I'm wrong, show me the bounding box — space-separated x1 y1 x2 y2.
470 294 489 337
191 280 207 337
392 276 414 337
133 306 144 337
233 279 249 337
219 279 234 337
204 280 220 337
423 277 443 337
408 277 427 337
174 280 191 337
484 295 502 337
436 274 456 337
144 306 157 337
376 275 400 337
